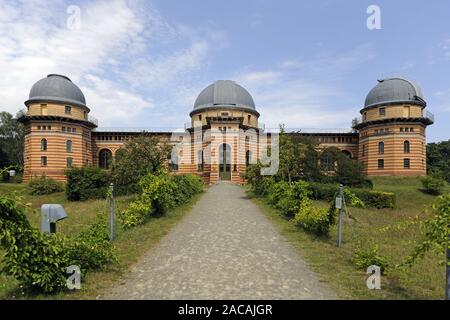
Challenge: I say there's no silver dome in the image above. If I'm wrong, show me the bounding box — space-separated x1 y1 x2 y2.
193 80 256 112
364 77 426 109
27 74 87 108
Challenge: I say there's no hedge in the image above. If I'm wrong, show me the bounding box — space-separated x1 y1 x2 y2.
308 182 395 209
65 167 110 201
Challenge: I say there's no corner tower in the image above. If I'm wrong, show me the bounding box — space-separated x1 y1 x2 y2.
18 74 97 181
353 77 434 176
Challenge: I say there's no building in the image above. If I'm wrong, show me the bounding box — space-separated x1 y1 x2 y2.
18 74 434 184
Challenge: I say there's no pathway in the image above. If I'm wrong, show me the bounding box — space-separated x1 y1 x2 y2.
104 182 336 300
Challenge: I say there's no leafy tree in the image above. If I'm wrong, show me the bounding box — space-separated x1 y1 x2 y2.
0 111 24 167
427 140 450 182
277 126 307 182
111 134 171 194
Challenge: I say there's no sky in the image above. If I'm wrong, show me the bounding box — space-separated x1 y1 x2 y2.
0 0 449 142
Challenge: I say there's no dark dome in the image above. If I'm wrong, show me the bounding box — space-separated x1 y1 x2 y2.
193 80 256 112
364 77 426 109
27 74 87 108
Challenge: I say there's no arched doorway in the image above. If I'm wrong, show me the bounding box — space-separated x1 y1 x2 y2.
341 150 352 159
219 144 231 181
99 149 112 169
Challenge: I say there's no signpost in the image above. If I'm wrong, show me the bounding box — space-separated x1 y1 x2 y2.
109 183 115 241
336 184 344 247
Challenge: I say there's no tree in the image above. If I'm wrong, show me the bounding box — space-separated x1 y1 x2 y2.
277 126 307 182
111 134 171 194
427 140 450 182
0 112 24 168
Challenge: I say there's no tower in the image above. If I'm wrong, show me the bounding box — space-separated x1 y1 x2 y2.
353 77 434 176
18 74 97 181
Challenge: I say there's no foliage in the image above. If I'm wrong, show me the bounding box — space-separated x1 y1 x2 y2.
427 140 450 182
404 194 450 267
28 176 64 195
277 126 308 182
120 172 203 229
352 245 390 274
293 200 331 236
0 194 118 293
67 215 117 272
111 135 172 195
308 182 394 209
65 166 110 201
0 111 25 167
421 175 446 195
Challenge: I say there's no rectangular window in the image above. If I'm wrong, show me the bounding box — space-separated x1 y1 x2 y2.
410 127 414 132
400 127 404 132
405 128 410 132
404 158 410 169
37 125 41 130
198 115 202 121
378 159 384 169
65 106 72 114
62 126 66 132
72 128 76 133
41 156 47 167
363 112 367 121
362 145 366 157
379 107 386 116
67 157 73 167
41 104 47 115
248 115 251 123
47 126 51 131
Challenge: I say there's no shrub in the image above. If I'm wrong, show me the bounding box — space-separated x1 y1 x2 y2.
67 216 117 272
309 183 339 201
421 175 446 195
28 176 63 195
65 167 110 201
293 201 331 236
120 172 203 229
0 194 118 292
271 180 311 218
352 245 390 274
253 176 276 197
351 189 395 209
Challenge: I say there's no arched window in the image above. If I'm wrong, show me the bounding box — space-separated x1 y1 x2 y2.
98 149 112 169
404 141 410 154
246 150 252 167
41 139 47 151
66 140 72 153
378 141 384 155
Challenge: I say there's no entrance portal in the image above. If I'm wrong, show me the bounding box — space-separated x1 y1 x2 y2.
219 144 231 181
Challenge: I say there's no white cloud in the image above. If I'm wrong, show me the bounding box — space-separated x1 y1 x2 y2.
0 0 216 125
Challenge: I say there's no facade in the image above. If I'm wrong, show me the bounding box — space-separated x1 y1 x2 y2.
18 74 434 183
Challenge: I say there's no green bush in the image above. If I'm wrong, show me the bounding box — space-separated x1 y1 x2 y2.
253 176 276 197
65 167 110 201
120 172 203 229
28 176 63 195
67 216 117 272
269 180 311 218
0 194 117 292
352 245 390 274
351 189 395 209
421 175 446 195
293 201 331 236
308 182 394 209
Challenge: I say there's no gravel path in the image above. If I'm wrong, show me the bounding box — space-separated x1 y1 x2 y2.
104 182 336 300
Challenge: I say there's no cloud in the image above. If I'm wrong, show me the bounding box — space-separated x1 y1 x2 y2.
233 44 376 129
0 0 216 125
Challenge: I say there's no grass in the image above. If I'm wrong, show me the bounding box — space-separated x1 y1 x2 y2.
248 176 448 300
0 183 202 300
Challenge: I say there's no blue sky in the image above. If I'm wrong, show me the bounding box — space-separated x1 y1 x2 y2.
0 0 449 141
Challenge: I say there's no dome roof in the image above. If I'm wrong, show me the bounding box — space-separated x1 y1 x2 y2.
27 74 87 108
193 80 256 112
364 77 426 109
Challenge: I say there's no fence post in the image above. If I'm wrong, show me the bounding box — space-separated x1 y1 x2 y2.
337 184 344 247
109 183 114 241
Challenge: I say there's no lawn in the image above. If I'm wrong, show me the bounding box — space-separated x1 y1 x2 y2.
0 183 202 299
249 176 449 300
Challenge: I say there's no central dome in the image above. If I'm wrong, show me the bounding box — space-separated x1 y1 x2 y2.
193 80 256 112
27 74 87 108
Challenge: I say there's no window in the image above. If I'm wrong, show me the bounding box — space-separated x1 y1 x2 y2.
362 144 366 157
410 127 414 132
378 141 384 155
197 150 204 171
83 111 87 119
67 157 73 168
378 159 384 169
65 106 72 114
221 112 229 117
379 107 386 116
47 126 51 131
66 140 73 153
62 126 66 132
98 149 112 169
41 104 47 115
400 127 404 132
246 150 252 167
72 128 76 133
198 114 202 122
248 115 251 124
363 112 367 121
405 128 410 132
41 139 47 151
404 158 410 169
37 125 41 130
41 156 47 166
403 141 410 154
